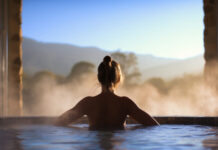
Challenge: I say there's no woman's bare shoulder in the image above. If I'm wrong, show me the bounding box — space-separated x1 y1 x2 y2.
119 96 135 105
76 96 93 105
83 96 93 100
118 96 131 100
80 96 100 104
80 96 94 103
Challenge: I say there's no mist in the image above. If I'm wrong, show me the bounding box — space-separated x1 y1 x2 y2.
22 66 218 117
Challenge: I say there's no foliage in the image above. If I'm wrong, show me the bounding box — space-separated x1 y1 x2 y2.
146 77 169 94
111 51 141 87
65 61 95 82
145 74 204 96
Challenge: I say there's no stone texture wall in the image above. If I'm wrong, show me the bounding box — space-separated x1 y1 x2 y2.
7 0 23 116
203 0 218 88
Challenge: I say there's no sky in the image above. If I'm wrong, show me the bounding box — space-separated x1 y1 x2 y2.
22 0 204 59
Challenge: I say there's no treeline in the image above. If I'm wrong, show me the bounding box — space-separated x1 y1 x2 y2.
22 51 204 115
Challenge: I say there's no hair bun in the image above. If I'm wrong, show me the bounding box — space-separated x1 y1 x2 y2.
103 56 112 63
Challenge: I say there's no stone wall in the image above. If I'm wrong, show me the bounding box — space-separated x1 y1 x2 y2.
203 0 218 89
7 0 23 116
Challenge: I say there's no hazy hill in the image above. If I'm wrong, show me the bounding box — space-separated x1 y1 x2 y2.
23 38 109 75
141 56 204 80
22 37 204 79
137 54 178 70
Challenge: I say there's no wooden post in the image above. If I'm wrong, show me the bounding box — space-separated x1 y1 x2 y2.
7 0 23 116
203 0 218 90
0 0 9 116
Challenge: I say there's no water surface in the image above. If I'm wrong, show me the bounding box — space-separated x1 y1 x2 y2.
1 124 218 150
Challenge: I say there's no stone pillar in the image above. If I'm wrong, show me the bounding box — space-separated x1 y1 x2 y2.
7 0 23 116
203 0 218 89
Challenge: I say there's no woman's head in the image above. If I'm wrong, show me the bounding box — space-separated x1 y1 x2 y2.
98 56 122 89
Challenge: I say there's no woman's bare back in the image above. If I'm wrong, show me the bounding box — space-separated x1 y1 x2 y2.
56 92 159 129
84 93 128 129
56 56 159 129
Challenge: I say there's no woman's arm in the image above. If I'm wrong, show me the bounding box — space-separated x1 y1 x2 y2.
125 97 159 126
55 98 88 126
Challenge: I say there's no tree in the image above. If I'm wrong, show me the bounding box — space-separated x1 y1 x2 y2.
111 51 141 86
146 77 168 94
66 61 95 82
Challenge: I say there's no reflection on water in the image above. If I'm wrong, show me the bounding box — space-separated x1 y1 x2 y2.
202 127 218 149
96 131 121 150
0 129 23 150
0 124 218 150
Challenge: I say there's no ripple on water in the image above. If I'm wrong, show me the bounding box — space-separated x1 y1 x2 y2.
2 124 215 150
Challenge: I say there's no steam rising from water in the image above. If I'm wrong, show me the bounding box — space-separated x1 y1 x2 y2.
23 73 218 116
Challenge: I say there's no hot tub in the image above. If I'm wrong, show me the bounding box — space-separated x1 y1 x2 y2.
0 117 218 150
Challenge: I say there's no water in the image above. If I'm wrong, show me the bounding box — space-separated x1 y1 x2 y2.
0 124 218 150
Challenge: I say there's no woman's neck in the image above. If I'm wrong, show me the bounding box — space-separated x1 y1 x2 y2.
101 86 115 93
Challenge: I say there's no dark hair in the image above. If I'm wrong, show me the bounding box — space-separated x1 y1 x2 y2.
98 56 122 88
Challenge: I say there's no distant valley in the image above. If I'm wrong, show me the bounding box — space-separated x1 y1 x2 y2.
22 37 205 80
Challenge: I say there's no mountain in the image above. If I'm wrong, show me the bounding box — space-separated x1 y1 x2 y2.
137 54 178 71
141 55 204 79
22 37 205 79
22 37 109 75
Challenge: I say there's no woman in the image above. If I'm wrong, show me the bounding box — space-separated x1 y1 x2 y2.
56 56 159 129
